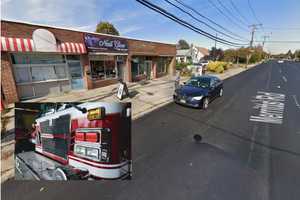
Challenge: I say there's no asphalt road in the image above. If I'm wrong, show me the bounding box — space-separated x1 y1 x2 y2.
2 61 300 200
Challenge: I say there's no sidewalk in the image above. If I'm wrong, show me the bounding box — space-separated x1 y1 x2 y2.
0 62 260 183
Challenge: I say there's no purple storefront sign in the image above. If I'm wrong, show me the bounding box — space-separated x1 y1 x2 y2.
84 33 128 53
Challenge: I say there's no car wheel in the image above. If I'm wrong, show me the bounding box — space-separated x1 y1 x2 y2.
202 97 209 109
219 88 223 97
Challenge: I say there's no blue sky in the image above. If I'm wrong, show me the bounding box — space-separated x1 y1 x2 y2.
1 0 300 53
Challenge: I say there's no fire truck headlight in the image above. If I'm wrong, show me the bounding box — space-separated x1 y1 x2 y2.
101 149 108 160
75 145 86 156
86 147 99 159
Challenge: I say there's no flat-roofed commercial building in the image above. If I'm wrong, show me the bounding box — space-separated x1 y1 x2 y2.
1 20 176 103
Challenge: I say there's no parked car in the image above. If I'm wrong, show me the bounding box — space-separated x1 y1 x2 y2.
200 60 209 66
278 60 284 63
174 75 223 109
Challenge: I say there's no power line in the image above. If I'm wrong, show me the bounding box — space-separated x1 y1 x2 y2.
255 40 300 43
163 0 247 42
172 0 249 41
247 0 262 25
216 0 248 27
229 0 251 25
207 0 249 32
136 0 248 47
247 0 267 36
263 27 300 31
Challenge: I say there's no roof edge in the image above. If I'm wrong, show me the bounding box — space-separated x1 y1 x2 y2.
1 18 177 46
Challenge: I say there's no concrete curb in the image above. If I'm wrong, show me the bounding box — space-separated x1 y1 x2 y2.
132 98 173 120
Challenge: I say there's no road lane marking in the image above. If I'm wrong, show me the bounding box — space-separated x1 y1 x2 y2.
250 91 285 124
292 95 300 109
282 76 287 82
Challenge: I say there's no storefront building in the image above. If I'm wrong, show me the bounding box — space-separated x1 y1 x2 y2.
1 20 176 104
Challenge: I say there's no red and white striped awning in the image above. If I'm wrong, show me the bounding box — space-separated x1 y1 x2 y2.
1 36 86 54
1 37 35 52
57 42 86 54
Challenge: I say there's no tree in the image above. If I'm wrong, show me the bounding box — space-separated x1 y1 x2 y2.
294 50 300 59
286 50 293 59
177 39 190 49
223 49 236 62
209 47 224 61
96 21 120 36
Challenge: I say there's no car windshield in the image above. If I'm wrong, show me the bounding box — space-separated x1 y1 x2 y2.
185 77 210 88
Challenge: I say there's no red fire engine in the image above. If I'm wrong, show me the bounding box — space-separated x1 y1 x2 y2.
16 102 132 180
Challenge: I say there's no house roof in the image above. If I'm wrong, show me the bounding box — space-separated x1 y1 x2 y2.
195 47 209 56
176 49 191 56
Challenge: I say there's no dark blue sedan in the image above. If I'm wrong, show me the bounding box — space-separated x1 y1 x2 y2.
173 75 223 109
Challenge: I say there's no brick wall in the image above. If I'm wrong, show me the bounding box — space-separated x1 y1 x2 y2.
92 79 119 88
128 39 176 56
1 52 19 103
1 21 84 43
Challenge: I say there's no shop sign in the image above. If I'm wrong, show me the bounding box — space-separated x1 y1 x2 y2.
84 34 128 53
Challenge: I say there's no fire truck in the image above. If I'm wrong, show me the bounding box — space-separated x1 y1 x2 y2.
15 102 132 180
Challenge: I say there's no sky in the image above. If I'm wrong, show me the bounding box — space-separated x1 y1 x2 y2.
1 0 300 54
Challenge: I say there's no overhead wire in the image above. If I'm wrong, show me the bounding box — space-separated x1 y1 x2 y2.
229 0 251 25
172 0 249 41
215 0 249 27
207 0 249 32
163 0 248 42
136 0 248 47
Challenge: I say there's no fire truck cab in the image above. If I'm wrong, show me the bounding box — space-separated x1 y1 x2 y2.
16 102 132 180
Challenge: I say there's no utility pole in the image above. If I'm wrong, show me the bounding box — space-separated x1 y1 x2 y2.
247 24 262 67
249 24 262 47
261 34 271 60
262 33 271 49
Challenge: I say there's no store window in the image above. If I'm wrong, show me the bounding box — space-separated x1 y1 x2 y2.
11 54 65 64
131 57 146 77
89 56 117 80
11 54 68 84
157 57 170 74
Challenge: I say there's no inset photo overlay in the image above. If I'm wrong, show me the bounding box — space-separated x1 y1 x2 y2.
15 102 132 180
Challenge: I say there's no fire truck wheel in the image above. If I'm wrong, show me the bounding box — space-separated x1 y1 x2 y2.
54 168 68 180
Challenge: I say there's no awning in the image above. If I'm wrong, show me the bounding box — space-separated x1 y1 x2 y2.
1 37 35 52
1 36 86 54
57 42 86 54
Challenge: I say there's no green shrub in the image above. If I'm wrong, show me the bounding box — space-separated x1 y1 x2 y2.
176 62 188 71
